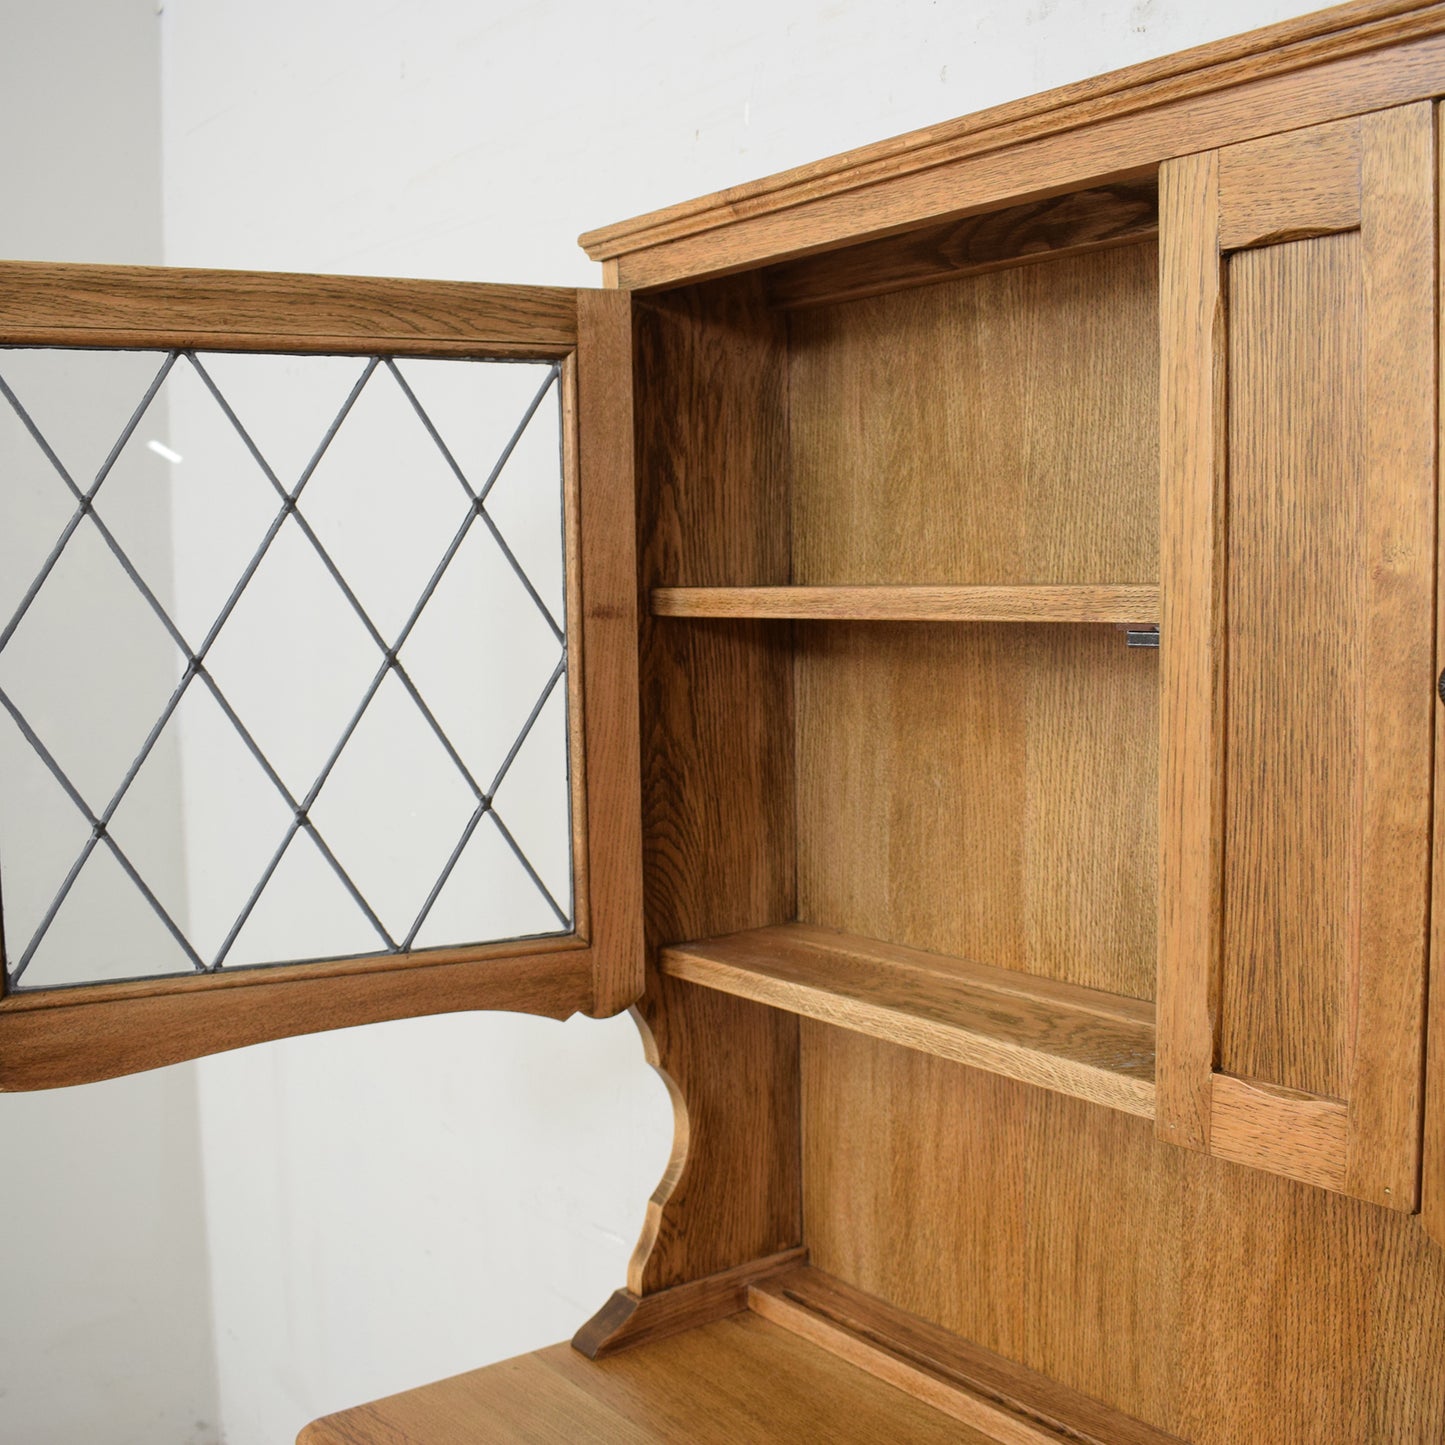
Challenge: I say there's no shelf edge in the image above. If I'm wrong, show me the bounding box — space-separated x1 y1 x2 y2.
661 927 1157 1119
651 584 1161 624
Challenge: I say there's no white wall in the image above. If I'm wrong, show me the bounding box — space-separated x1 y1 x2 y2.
5 3 1334 1443
0 3 219 1443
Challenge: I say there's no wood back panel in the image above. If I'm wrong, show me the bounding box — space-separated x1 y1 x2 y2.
795 621 1158 1001
802 1027 1445 1445
787 243 1159 588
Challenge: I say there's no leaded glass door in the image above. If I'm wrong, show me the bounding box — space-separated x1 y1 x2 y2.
0 263 640 1089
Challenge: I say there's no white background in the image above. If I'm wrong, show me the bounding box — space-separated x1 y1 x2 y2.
3 1 1323 1441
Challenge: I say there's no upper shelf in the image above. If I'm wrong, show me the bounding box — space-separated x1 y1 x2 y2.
661 923 1157 1118
651 584 1160 624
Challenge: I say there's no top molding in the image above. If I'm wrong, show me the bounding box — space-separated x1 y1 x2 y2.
579 0 1445 289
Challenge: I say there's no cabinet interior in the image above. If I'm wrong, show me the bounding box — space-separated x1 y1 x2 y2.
639 189 1164 1118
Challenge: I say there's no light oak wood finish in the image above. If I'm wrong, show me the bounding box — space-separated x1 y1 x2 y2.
802 1031 1445 1444
1158 102 1435 1207
1339 101 1436 1209
623 277 802 1297
582 4 1445 288
762 179 1158 310
1156 147 1226 1155
0 942 593 1092
803 1033 1186 1427
1209 1074 1350 1194
789 244 1159 589
662 924 1156 1117
749 1266 1188 1445
651 584 1160 623
1220 230 1364 1100
1422 99 1445 1251
574 290 645 1017
0 275 644 1089
796 621 1159 1001
1216 115 1363 247
573 1247 806 1359
0 261 578 357
301 1313 1000 1445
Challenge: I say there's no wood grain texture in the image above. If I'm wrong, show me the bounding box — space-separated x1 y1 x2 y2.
1209 1074 1349 1194
796 621 1158 1001
1220 230 1364 1100
802 1030 1185 1426
651 584 1160 623
750 1266 1188 1445
1341 101 1435 1209
299 1313 997 1445
583 7 1445 288
573 1247 806 1359
762 180 1158 310
624 984 800 1299
0 261 578 356
802 1028 1445 1443
1217 115 1362 248
0 944 592 1091
1421 98 1445 1251
789 244 1157 589
1162 103 1434 1205
662 924 1156 1117
574 290 644 1017
625 276 802 1296
1156 148 1226 1154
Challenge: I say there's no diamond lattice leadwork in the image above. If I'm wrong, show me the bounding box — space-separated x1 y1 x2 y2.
0 347 573 990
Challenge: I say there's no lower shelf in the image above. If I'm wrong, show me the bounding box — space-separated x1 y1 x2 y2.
299 1311 993 1445
299 1263 1185 1444
660 923 1156 1118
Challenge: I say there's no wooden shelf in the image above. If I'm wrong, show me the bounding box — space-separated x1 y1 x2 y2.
660 923 1156 1118
651 583 1159 623
302 1263 1186 1444
301 1312 989 1444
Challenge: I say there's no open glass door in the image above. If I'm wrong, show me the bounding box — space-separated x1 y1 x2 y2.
0 264 640 1089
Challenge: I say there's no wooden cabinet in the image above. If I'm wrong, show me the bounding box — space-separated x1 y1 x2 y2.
10 4 1445 1442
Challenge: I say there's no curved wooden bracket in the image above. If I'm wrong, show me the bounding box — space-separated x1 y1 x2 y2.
573 1247 807 1359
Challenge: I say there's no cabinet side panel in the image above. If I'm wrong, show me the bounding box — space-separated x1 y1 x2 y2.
630 275 801 1293
1218 233 1364 1099
633 277 794 945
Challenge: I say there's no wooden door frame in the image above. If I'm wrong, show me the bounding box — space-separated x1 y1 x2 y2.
0 265 641 1089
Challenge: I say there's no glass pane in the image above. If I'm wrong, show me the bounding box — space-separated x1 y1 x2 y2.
0 347 572 991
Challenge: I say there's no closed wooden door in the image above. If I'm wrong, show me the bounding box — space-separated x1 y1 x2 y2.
1158 103 1436 1210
